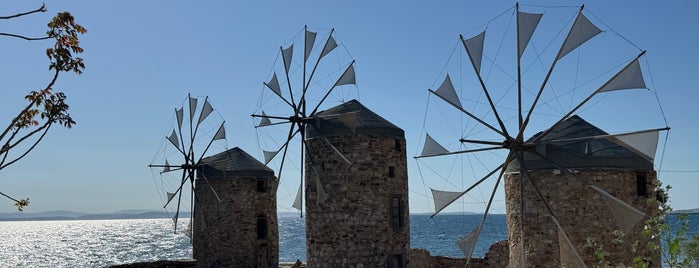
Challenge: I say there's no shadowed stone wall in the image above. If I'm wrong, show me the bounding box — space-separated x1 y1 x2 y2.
504 168 659 267
193 168 278 268
305 134 409 268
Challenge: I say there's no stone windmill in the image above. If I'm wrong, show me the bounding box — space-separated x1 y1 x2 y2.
415 4 669 267
253 27 410 267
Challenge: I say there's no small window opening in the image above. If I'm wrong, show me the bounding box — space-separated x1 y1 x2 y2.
395 139 402 152
390 196 403 230
636 173 648 197
257 179 267 193
389 166 396 178
257 215 268 239
388 254 404 268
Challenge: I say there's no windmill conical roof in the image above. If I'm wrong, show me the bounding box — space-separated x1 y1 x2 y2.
198 147 275 178
306 99 404 138
508 115 653 171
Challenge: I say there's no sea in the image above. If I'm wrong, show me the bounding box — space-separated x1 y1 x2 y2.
0 214 696 267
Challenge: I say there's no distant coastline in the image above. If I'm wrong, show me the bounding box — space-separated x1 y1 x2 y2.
1 208 692 222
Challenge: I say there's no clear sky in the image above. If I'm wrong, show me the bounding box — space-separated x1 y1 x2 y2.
0 1 697 214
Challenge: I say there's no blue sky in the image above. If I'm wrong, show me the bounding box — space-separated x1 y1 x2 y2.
0 1 697 214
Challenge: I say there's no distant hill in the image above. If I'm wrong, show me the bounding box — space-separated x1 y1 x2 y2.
0 210 191 221
671 208 699 214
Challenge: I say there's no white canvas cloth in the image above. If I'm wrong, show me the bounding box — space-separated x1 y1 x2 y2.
305 30 317 62
431 188 462 212
462 31 485 74
282 45 294 74
163 159 171 173
552 217 587 268
176 108 183 130
258 111 272 127
167 130 179 149
596 59 647 93
433 74 463 109
336 64 356 86
518 11 543 58
265 73 284 100
320 35 337 59
292 180 303 211
421 133 449 157
456 228 479 259
212 124 226 141
613 130 659 161
188 97 197 121
198 99 213 124
557 12 601 61
263 150 279 165
590 185 645 233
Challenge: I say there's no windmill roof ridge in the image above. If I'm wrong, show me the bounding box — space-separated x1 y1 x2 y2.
199 147 274 177
307 99 404 138
512 115 653 171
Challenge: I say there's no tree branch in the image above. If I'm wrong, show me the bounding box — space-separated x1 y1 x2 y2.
0 121 53 170
0 33 51 41
0 121 51 167
0 3 46 20
0 69 59 142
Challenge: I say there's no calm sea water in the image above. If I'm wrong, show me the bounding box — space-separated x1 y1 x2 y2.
0 214 695 267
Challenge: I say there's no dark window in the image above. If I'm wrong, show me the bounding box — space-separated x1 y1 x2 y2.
257 179 267 193
389 166 396 178
390 196 403 230
395 139 402 152
388 254 404 268
636 173 648 197
257 215 268 239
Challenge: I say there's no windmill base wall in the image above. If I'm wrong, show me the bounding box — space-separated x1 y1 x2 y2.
504 168 660 267
193 175 279 268
304 134 409 268
409 240 509 267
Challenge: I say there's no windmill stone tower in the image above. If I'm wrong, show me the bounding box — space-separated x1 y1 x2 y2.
504 116 660 267
193 147 279 268
304 99 410 268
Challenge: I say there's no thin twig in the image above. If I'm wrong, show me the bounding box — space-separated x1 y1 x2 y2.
0 3 46 20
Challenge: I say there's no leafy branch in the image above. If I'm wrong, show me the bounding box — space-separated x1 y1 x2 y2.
0 4 86 211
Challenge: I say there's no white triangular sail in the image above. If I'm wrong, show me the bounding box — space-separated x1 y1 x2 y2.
433 74 462 109
167 130 179 149
590 185 645 234
456 228 479 258
166 192 176 205
336 64 356 86
556 12 602 61
319 35 337 60
421 133 449 157
198 99 213 124
282 45 293 74
552 217 587 268
613 130 659 161
258 111 272 127
518 11 543 58
305 30 317 62
463 31 485 74
292 180 303 211
596 59 647 93
265 72 284 100
176 108 183 130
263 150 279 165
163 159 171 173
212 124 226 141
431 188 462 213
188 96 198 121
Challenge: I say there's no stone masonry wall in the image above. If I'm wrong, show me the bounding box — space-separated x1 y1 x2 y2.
409 240 508 268
504 168 659 267
194 174 278 268
305 135 409 268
